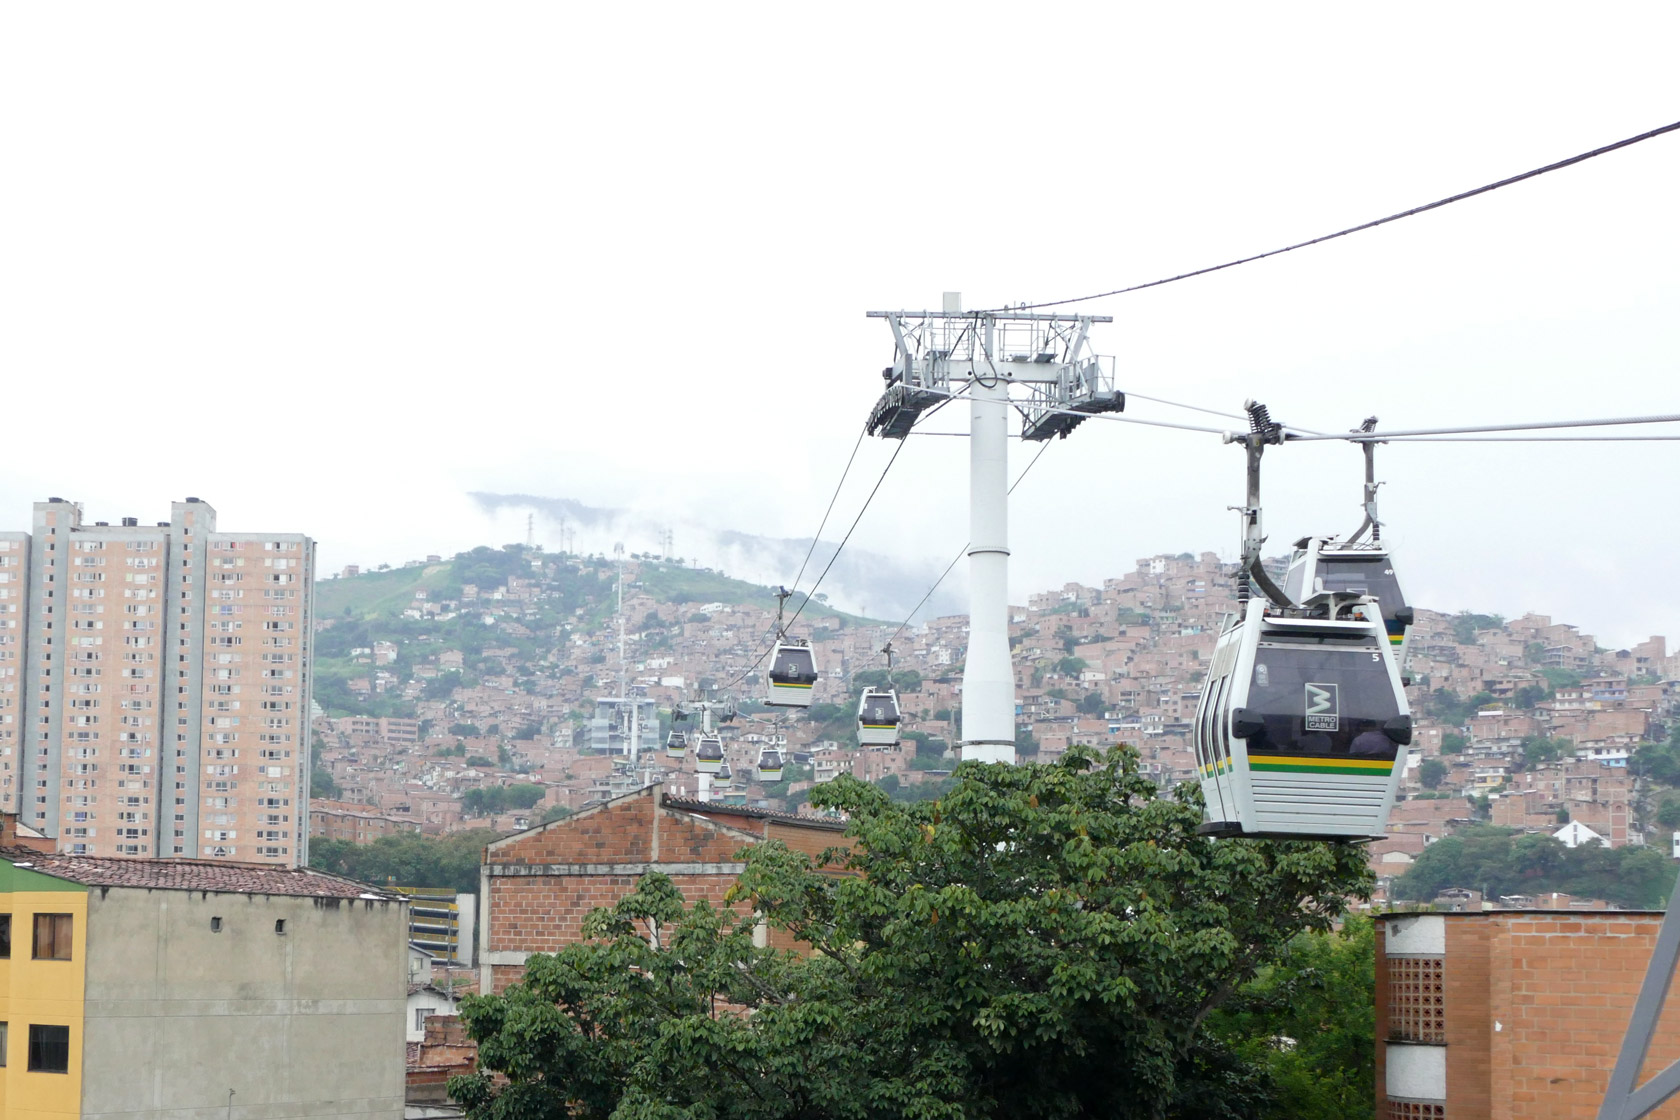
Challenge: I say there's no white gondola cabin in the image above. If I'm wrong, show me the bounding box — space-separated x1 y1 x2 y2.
665 729 687 760
755 744 784 783
1284 537 1414 666
1194 594 1411 840
856 688 901 747
766 643 817 707
695 734 724 775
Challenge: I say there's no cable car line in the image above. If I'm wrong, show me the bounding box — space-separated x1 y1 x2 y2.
917 385 1236 437
983 117 1680 314
1376 434 1680 443
716 435 910 695
867 437 1057 678
787 427 867 595
1285 411 1680 442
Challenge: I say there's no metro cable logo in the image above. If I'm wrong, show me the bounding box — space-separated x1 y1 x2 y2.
1304 682 1339 731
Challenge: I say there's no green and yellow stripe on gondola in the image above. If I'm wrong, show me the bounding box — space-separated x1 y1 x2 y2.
1385 621 1406 646
774 681 814 689
860 723 896 730
1199 758 1234 777
1247 754 1396 776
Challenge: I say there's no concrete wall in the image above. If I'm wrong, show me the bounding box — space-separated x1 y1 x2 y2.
79 887 407 1119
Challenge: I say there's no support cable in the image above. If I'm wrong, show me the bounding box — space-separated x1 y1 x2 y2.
1286 412 1680 442
718 437 909 692
988 118 1680 313
872 437 1055 670
787 428 867 594
1376 434 1680 443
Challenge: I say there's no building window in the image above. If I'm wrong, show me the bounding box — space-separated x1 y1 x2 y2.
415 1007 436 1032
32 914 73 961
0 913 10 958
1388 956 1446 1043
0 1020 7 1066
27 1024 69 1073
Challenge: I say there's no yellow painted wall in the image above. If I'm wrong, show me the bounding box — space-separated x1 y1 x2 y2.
0 867 88 1120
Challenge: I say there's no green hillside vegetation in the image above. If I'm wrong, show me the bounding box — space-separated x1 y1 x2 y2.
1392 824 1673 909
314 562 457 620
309 544 887 719
633 559 883 627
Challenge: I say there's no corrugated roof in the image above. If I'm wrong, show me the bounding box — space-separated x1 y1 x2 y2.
0 848 399 899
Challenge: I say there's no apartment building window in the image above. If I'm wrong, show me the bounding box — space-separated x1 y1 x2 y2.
0 913 10 958
0 1020 7 1065
32 914 72 960
27 1023 69 1073
415 1007 436 1032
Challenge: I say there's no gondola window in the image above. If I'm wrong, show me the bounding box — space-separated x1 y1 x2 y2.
1245 635 1400 759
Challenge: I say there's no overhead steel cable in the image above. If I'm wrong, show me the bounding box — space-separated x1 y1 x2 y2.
718 436 909 693
987 118 1680 314
787 427 867 596
1284 412 1680 442
920 385 1234 436
871 437 1056 670
1369 434 1680 443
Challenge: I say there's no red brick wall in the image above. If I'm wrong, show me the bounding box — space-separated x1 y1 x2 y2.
1379 913 1680 1120
490 794 658 864
1494 914 1680 1120
1445 916 1494 1119
765 819 849 864
487 872 742 956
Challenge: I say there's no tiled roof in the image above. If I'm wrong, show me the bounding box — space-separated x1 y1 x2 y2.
660 794 848 831
0 848 399 900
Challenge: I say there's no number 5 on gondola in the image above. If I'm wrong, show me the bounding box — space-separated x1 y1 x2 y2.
1194 595 1412 841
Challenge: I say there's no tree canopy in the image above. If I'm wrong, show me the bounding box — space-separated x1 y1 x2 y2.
449 746 1372 1119
309 828 503 894
461 783 546 816
1208 917 1377 1120
1392 824 1674 909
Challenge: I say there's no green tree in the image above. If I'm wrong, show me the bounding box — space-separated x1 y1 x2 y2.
1658 800 1680 831
1078 691 1107 716
1451 612 1504 645
1519 735 1571 770
1209 917 1376 1120
450 746 1371 1119
1439 732 1467 755
309 829 502 894
1015 725 1040 757
1394 825 1673 909
310 767 341 800
461 783 547 816
1419 758 1448 790
540 804 574 825
1055 655 1088 676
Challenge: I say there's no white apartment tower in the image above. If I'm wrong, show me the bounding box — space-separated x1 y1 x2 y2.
0 498 315 866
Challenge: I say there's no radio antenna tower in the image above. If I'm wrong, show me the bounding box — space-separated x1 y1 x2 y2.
865 292 1118 763
526 513 535 550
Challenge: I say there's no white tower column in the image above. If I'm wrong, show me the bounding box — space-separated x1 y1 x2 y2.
961 325 1016 763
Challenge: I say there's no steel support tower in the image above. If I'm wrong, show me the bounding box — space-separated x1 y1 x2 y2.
866 294 1118 764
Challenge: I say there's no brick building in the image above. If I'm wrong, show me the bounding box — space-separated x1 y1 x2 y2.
1376 911 1680 1118
476 785 847 993
309 798 422 843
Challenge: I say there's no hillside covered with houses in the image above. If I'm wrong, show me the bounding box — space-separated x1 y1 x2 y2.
308 545 1680 906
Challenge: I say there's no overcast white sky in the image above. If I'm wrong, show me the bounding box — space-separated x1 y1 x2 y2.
3 4 1678 647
